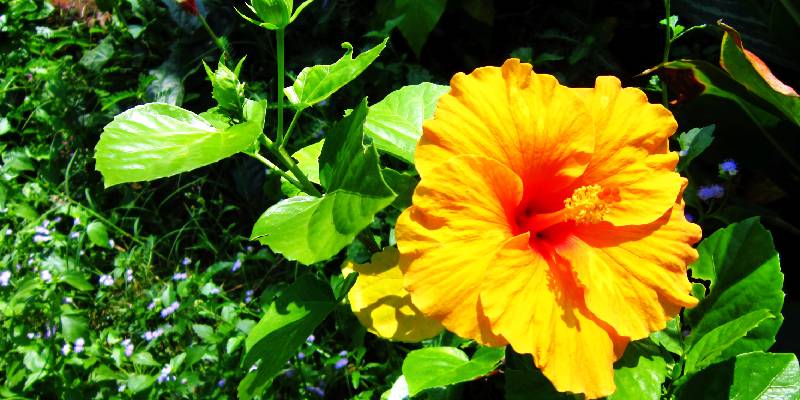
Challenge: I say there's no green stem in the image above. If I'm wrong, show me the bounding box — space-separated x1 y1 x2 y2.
198 14 230 60
276 146 322 196
661 0 672 108
280 109 303 150
276 28 286 144
248 152 303 189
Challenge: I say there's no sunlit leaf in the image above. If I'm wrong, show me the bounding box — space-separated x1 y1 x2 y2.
403 346 504 396
284 38 388 109
609 340 669 400
719 22 800 126
95 100 266 187
683 309 773 375
363 82 449 163
677 352 800 399
252 100 395 264
686 218 784 360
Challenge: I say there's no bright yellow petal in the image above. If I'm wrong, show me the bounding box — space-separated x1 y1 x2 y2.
572 76 681 226
600 153 685 226
479 235 624 399
553 202 701 340
342 247 443 342
416 59 594 195
396 154 523 346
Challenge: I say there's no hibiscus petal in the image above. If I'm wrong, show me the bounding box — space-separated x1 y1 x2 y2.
397 154 523 345
601 153 686 226
572 76 681 225
479 234 625 399
416 59 594 195
554 203 700 340
342 247 443 342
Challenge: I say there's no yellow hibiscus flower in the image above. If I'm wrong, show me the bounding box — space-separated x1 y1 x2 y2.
395 59 701 398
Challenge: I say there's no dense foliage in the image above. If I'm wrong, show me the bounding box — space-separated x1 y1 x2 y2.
0 0 798 399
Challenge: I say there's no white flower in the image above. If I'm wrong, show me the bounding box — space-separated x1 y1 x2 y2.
0 270 10 287
74 338 85 353
125 269 134 282
40 270 52 283
62 343 71 356
99 274 114 286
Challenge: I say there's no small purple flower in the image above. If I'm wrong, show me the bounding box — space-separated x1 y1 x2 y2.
44 323 56 338
306 335 315 343
117 384 126 393
126 269 133 282
53 216 62 224
33 234 52 243
5 228 13 236
122 338 134 357
40 270 52 283
73 217 81 226
719 159 738 176
338 350 347 357
697 184 725 202
284 368 295 378
160 301 180 318
73 338 85 353
181 257 191 266
99 274 114 286
297 352 305 360
334 358 349 370
217 378 226 388
143 327 164 342
69 231 80 239
246 245 254 253
147 300 157 310
62 342 71 355
306 385 325 397
244 290 254 303
108 239 115 248
172 272 188 281
0 270 10 287
231 259 242 272
156 364 175 383
685 212 695 223
35 226 50 235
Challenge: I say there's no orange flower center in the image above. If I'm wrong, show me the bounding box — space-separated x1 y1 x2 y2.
514 185 621 239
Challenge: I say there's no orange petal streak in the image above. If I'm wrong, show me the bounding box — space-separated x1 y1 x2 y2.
416 59 594 195
396 154 523 345
479 235 627 399
553 203 701 340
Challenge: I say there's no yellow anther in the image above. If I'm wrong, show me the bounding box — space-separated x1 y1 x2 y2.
564 185 614 224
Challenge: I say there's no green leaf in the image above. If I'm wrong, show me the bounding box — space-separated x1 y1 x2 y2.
719 23 800 127
379 0 446 57
126 374 156 394
676 125 715 172
284 38 388 109
202 58 246 119
239 275 336 399
280 140 323 196
86 221 110 248
131 351 160 367
80 37 114 71
608 340 669 400
677 352 800 400
364 82 449 163
686 218 784 359
684 309 773 375
381 168 417 209
60 312 88 342
90 365 126 382
192 324 220 344
95 100 266 187
402 346 505 396
650 316 683 356
251 100 395 264
59 271 93 291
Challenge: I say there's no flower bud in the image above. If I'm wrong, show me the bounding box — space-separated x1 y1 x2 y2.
251 0 292 29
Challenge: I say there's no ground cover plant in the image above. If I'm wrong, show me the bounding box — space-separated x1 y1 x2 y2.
1 0 799 398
